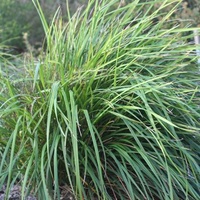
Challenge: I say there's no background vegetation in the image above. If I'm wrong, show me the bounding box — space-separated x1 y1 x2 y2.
0 0 200 53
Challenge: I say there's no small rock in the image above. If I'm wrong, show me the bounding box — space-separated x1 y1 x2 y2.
0 184 37 200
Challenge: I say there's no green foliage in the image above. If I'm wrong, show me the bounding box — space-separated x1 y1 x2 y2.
0 0 33 51
1 0 200 54
1 0 200 199
0 0 64 53
125 0 200 28
172 0 200 27
151 0 200 28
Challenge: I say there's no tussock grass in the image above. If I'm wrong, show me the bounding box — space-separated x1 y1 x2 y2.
0 0 200 199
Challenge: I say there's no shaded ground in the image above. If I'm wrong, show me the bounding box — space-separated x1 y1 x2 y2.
0 184 76 200
0 184 36 200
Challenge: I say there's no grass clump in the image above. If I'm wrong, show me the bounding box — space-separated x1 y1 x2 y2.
0 0 200 199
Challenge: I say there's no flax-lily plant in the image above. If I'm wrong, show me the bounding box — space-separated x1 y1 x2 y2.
0 0 200 199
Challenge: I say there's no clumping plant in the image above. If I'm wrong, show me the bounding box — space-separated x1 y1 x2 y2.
0 0 200 199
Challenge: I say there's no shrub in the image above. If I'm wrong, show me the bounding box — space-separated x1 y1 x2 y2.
0 0 200 199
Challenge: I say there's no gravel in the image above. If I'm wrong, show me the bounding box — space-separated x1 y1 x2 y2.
0 184 37 200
